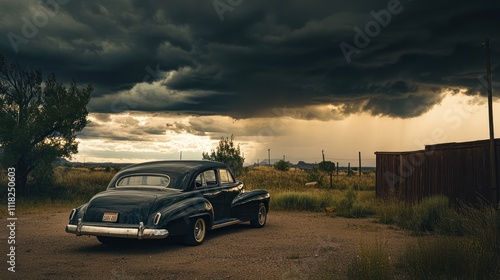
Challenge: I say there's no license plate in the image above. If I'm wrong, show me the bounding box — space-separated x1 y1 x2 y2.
102 212 119 222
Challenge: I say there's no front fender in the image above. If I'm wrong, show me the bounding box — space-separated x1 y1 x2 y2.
232 189 270 207
231 189 270 221
154 197 213 235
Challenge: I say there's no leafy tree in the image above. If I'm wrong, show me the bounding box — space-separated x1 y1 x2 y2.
202 135 244 176
0 56 92 195
274 159 290 172
319 161 336 188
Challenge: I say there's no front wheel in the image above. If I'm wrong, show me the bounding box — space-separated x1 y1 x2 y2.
183 217 206 246
250 203 267 228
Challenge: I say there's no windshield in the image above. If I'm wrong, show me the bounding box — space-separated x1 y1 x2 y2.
116 174 171 188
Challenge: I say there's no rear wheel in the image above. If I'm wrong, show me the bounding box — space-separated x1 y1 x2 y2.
250 203 267 228
183 217 206 246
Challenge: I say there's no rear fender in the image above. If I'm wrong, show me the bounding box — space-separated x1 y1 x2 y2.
69 203 88 225
154 197 213 235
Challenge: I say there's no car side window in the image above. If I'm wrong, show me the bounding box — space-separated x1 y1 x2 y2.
219 169 234 183
194 173 206 188
203 170 218 187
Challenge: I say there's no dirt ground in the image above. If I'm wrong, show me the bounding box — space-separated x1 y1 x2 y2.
1 210 413 280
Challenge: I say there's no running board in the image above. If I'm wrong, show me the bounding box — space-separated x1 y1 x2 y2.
211 219 243 230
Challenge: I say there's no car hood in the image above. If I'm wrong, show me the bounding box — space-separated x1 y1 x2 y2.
83 188 182 225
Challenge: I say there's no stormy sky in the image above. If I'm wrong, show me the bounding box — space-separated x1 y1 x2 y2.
1 0 499 165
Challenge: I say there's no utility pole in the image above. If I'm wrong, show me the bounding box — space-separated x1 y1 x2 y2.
484 38 498 207
322 150 325 162
180 151 182 160
268 149 271 166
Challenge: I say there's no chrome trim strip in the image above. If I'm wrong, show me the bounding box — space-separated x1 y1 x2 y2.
211 219 242 230
65 223 168 239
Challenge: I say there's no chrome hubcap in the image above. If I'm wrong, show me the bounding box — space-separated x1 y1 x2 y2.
258 206 267 225
194 219 205 242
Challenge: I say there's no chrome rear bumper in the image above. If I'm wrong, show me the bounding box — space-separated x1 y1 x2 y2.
66 219 168 239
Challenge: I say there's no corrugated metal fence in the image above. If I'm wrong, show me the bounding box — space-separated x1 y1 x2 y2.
375 139 500 205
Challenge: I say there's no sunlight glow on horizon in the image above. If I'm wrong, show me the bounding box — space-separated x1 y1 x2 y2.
73 92 500 166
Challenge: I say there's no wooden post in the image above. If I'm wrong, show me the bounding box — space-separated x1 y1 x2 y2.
485 38 498 207
358 151 362 177
336 162 339 176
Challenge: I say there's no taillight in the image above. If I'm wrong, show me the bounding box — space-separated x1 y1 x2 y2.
69 209 76 221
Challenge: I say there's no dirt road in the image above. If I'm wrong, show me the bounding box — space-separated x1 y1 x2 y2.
1 210 411 280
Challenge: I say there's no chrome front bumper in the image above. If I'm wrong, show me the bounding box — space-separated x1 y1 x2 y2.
66 219 168 239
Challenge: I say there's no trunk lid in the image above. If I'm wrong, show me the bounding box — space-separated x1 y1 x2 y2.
84 189 162 225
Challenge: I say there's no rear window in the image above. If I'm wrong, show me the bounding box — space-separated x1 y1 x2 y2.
116 174 170 188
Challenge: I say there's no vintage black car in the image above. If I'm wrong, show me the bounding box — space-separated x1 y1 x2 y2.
66 160 270 245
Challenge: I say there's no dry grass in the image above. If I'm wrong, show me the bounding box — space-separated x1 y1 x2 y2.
1 165 377 216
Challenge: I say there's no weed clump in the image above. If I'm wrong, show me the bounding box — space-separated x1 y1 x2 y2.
347 241 394 280
336 188 375 218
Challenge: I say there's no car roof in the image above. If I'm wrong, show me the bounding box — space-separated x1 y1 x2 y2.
119 160 228 175
108 160 230 189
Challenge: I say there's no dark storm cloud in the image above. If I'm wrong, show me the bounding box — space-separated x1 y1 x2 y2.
1 0 498 119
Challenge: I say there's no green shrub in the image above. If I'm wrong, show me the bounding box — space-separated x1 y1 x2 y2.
348 242 394 280
350 201 376 218
336 188 375 218
411 195 453 232
377 195 457 234
375 199 405 225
